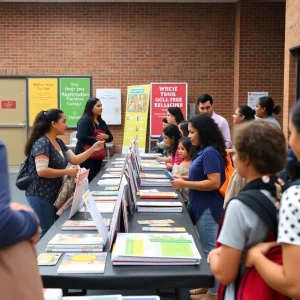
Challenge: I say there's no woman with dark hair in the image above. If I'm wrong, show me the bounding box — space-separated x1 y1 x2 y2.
171 114 226 300
166 107 184 126
232 105 255 125
255 96 281 128
25 109 104 238
179 120 189 137
156 124 183 170
75 98 113 182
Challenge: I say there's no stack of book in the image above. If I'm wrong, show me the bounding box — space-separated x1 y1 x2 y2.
140 162 167 171
140 153 162 159
111 233 201 265
61 219 111 230
140 178 171 187
46 233 105 252
136 201 183 213
139 191 178 199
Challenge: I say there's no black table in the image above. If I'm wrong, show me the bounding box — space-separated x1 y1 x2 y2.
37 154 214 298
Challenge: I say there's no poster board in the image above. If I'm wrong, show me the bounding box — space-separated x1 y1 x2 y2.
122 85 150 154
59 77 92 128
150 82 188 136
96 88 121 125
247 92 268 109
27 77 58 126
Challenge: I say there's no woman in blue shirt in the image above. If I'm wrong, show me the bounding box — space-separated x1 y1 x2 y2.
171 114 226 300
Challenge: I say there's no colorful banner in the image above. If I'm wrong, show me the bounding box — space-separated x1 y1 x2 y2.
122 85 150 154
150 83 188 136
28 78 58 126
59 77 91 127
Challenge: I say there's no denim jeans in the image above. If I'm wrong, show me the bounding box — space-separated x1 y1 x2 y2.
27 196 58 239
196 208 218 295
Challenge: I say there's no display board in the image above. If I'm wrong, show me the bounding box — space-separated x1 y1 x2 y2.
122 85 150 154
27 77 58 126
96 88 121 125
59 77 91 127
247 92 268 109
150 82 188 136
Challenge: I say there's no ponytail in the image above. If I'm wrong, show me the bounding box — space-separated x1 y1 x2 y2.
24 109 63 156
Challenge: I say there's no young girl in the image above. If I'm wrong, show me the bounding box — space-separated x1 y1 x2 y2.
172 137 192 203
244 101 300 299
208 121 286 300
157 124 183 170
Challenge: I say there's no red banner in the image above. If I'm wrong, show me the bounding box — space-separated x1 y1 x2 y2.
150 83 187 136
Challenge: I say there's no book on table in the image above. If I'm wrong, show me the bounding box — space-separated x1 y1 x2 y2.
61 219 111 230
79 201 115 213
140 153 162 158
57 252 107 274
136 201 183 213
139 192 178 199
46 233 105 252
140 178 171 187
139 173 168 179
97 179 121 186
63 295 122 300
140 163 167 171
111 233 201 265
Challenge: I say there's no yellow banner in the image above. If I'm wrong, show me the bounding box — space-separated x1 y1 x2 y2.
28 78 58 126
122 85 150 153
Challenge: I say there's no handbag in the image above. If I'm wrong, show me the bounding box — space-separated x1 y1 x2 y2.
0 240 44 300
15 156 35 191
83 126 107 160
53 176 76 210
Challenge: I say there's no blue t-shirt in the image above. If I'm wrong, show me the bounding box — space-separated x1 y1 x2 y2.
26 135 69 204
189 146 225 224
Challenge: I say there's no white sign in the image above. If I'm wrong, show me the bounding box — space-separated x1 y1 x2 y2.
247 92 268 109
83 189 109 244
96 88 121 125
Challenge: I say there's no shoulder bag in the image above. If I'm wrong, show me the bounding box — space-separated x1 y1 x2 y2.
83 124 106 160
15 156 35 191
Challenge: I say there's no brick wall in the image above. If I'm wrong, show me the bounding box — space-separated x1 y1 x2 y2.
283 0 300 137
234 0 285 127
0 2 285 153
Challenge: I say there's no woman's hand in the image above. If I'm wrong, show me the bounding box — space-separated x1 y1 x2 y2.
173 174 182 179
66 166 79 178
157 157 169 163
96 133 108 141
91 141 105 152
244 241 278 268
171 179 186 189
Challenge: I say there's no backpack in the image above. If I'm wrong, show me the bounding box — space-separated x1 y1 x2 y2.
219 150 235 198
217 189 286 300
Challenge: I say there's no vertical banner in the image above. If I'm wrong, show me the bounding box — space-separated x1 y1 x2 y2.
28 78 58 126
122 85 150 154
150 83 188 136
96 88 122 125
59 77 91 127
247 92 268 109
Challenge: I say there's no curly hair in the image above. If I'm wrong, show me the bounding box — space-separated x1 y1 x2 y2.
189 114 227 166
233 120 286 174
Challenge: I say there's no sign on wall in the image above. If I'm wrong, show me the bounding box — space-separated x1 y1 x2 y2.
150 83 188 136
96 88 121 125
28 78 58 126
1 101 16 109
247 92 268 109
59 77 91 128
122 85 150 154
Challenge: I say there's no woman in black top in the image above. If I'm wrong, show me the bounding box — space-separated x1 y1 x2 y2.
75 98 113 182
25 109 104 238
